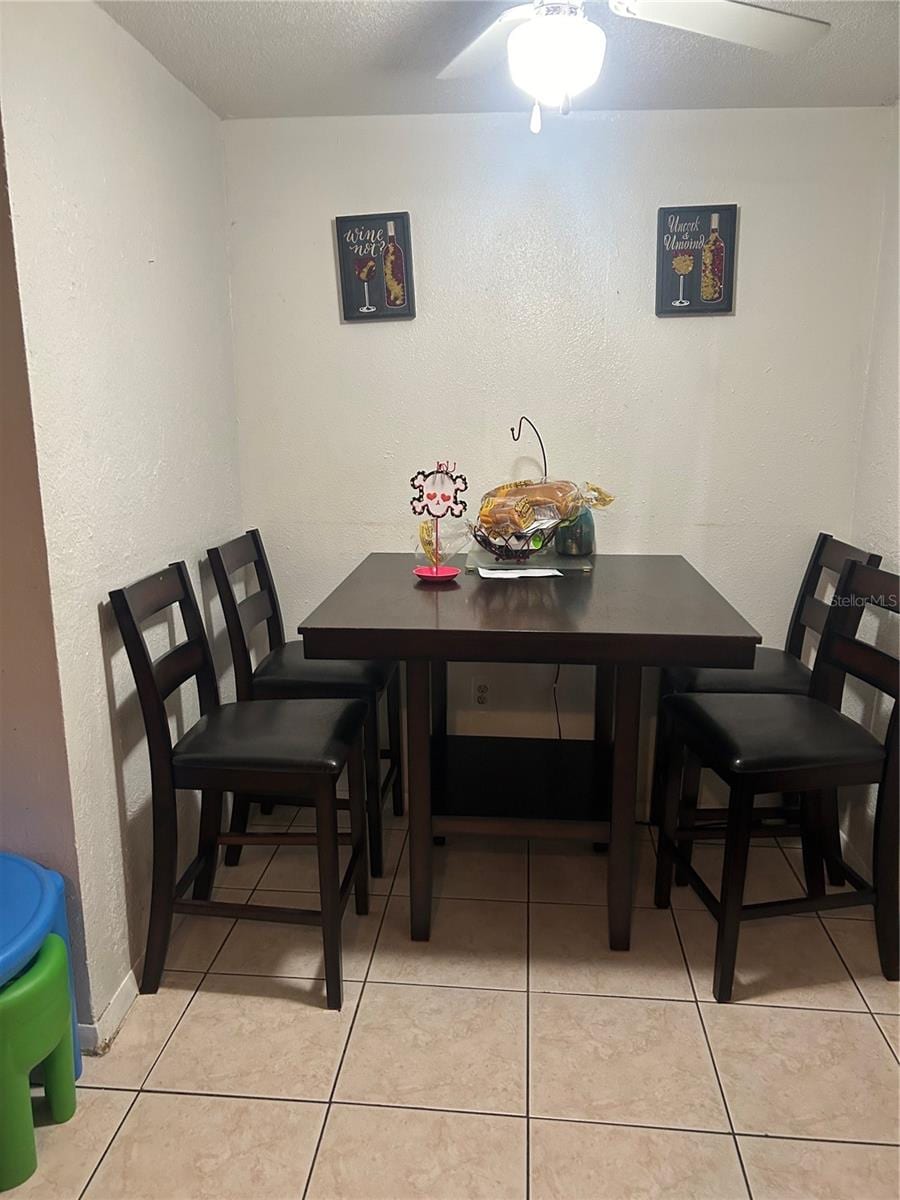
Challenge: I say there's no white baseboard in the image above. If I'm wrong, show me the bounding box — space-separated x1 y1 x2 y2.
78 967 139 1054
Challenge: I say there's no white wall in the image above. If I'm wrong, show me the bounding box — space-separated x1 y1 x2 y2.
1 0 241 1029
224 107 896 744
842 109 899 870
851 109 899 574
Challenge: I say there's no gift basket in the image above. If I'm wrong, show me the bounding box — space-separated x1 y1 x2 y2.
472 418 614 562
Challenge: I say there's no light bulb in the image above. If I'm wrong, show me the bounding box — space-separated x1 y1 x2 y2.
530 102 542 134
508 11 607 109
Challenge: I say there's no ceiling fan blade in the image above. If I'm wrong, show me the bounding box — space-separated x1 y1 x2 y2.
607 1 830 53
438 4 535 80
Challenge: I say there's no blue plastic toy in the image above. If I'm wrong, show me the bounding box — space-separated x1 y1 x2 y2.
0 852 82 1077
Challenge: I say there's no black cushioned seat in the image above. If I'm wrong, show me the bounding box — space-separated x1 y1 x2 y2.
664 692 885 776
666 646 811 696
252 642 392 699
173 698 368 775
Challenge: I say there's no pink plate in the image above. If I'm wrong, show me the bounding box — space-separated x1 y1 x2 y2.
413 565 460 582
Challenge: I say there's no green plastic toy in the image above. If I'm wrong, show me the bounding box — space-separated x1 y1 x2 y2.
0 934 77 1191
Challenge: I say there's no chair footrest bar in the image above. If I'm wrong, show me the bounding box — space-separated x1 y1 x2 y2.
174 853 206 899
216 831 353 847
686 825 801 843
741 890 875 920
660 835 722 918
379 761 399 797
837 861 869 892
338 843 363 913
174 898 322 925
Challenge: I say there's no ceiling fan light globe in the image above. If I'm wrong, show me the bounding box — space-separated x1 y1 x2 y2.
507 13 607 108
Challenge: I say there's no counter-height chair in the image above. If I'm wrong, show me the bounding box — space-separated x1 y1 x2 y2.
209 530 402 878
651 532 882 885
655 560 898 1003
109 561 369 1010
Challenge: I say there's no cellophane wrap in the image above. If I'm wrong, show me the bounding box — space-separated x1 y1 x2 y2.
473 479 614 556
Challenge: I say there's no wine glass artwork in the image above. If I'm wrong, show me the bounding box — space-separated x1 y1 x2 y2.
671 253 694 307
355 257 377 313
410 461 468 582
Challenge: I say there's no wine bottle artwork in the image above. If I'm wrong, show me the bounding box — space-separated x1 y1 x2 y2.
671 253 694 307
655 205 736 317
701 212 726 303
383 220 406 309
336 212 416 322
354 257 377 313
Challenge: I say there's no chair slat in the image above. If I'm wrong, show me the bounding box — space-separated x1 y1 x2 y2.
217 532 258 575
153 640 206 700
800 595 829 635
238 589 273 638
848 562 899 611
124 566 184 624
823 632 899 698
819 536 878 574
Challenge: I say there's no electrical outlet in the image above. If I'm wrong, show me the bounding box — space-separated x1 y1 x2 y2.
472 679 490 708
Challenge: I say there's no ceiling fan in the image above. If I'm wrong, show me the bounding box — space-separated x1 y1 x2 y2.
438 1 831 132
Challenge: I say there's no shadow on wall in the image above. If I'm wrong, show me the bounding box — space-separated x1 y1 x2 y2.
97 553 245 977
98 598 187 975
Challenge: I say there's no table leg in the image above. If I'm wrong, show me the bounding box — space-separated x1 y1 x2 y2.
594 664 615 750
406 659 433 940
608 665 642 950
430 660 448 740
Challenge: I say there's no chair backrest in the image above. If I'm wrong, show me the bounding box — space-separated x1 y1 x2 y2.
784 532 882 661
109 562 220 781
207 529 286 700
811 560 898 784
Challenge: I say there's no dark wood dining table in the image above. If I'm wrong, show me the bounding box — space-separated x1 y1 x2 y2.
299 553 760 950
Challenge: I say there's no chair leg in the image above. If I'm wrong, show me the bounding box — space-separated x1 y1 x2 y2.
364 701 385 878
224 794 251 867
141 789 178 994
654 738 685 909
873 777 899 980
819 788 846 887
649 703 670 828
315 781 344 1010
348 736 370 916
387 671 405 817
42 1021 77 1125
713 784 754 1003
194 790 223 899
799 792 826 899
259 801 275 816
675 752 701 886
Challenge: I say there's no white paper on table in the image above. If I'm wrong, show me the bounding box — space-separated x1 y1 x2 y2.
477 568 563 579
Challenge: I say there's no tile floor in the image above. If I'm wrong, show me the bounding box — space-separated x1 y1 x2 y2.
20 807 900 1200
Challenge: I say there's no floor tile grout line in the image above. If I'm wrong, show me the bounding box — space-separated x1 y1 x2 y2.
300 824 408 1200
871 1013 900 1065
77 1089 140 1198
72 1085 900 1148
136 837 284 1083
779 834 890 1027
816 912 877 1012
131 802 390 1097
153 967 884 1016
669 902 753 1200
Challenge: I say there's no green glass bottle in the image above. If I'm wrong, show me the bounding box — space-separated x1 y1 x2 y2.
556 508 595 557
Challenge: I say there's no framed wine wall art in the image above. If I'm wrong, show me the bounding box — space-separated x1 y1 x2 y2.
655 205 737 317
335 211 416 322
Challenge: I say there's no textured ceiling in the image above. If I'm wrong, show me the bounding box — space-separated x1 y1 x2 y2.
100 0 899 117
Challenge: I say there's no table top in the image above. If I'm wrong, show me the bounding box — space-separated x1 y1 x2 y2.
300 553 761 667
